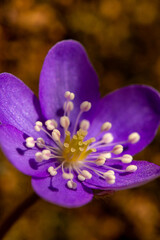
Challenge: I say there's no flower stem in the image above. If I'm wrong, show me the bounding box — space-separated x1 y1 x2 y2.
0 192 39 239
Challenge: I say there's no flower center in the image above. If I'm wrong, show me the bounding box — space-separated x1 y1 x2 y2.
25 91 140 189
62 129 96 163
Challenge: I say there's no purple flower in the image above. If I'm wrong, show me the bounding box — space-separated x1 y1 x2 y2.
0 40 160 208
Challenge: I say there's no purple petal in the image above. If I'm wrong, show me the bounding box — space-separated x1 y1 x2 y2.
39 40 100 128
0 73 43 137
88 85 160 155
32 174 93 208
83 160 160 190
0 124 50 177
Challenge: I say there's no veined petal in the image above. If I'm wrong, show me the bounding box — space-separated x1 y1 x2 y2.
0 73 43 137
32 174 93 208
0 124 50 177
83 160 160 190
39 40 100 129
88 85 160 155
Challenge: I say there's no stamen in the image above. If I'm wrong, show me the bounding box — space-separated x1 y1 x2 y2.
67 180 77 189
64 91 75 100
126 165 137 172
26 137 35 148
63 101 74 115
103 170 115 176
73 101 91 135
81 170 92 179
128 132 140 144
52 129 61 142
121 154 133 163
45 119 57 130
80 120 90 131
34 121 43 132
36 138 45 148
60 116 70 130
62 172 74 180
95 155 106 166
112 145 123 155
78 174 86 181
102 133 114 144
101 122 112 132
35 152 43 162
42 149 51 160
80 101 91 112
48 166 57 176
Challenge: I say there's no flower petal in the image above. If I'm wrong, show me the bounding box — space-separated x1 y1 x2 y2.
88 85 160 155
39 40 100 127
0 124 50 177
83 160 160 190
32 174 93 208
0 73 43 136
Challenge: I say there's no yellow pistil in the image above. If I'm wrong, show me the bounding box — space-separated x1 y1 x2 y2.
62 129 96 163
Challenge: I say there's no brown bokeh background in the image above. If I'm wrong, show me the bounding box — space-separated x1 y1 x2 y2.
0 0 160 239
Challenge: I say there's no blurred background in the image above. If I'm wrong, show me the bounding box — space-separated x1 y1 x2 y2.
0 0 160 239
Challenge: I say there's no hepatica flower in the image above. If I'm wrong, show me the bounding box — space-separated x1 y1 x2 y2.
0 40 160 208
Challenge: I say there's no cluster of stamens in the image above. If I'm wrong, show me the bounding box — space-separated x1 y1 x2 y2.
26 91 140 190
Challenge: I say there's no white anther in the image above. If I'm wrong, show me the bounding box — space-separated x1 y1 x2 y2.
64 91 75 100
112 145 123 155
48 166 57 176
35 152 43 162
60 116 70 130
63 101 74 113
45 119 57 130
26 137 35 148
78 174 86 181
102 133 114 143
34 121 43 132
128 132 140 144
121 154 133 163
105 174 116 181
80 120 90 131
36 138 45 148
62 172 74 180
96 156 106 166
101 122 112 132
67 180 77 189
81 170 92 179
42 149 51 160
126 165 137 172
107 179 115 184
103 170 115 177
101 152 111 159
52 129 61 141
80 101 91 112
